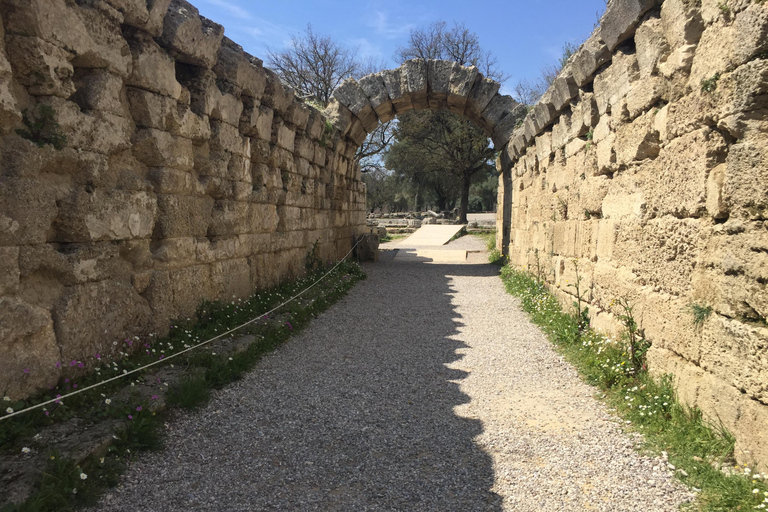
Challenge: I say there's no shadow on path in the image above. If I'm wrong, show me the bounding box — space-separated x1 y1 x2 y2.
98 256 503 511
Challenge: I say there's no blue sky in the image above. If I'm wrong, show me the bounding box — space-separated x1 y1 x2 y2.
194 0 609 95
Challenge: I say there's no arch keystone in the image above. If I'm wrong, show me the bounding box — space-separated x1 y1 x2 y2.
400 59 429 109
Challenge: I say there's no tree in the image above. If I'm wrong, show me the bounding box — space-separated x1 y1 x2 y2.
513 41 581 107
266 24 360 107
388 21 503 223
267 26 392 170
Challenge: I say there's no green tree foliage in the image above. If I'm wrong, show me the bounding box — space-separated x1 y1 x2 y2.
387 22 502 222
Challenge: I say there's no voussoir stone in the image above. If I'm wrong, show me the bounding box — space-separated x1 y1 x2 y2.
323 99 353 135
381 68 413 114
213 37 266 99
161 0 224 69
358 73 396 123
482 94 520 134
332 78 378 133
448 63 479 115
465 75 501 131
427 59 454 109
400 59 429 110
550 69 580 111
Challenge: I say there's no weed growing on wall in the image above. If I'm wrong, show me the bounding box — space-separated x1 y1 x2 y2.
0 261 366 512
16 106 67 150
689 303 713 327
499 265 768 511
701 73 721 93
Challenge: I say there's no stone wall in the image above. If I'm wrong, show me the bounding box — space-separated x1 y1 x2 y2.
497 0 768 467
0 0 367 398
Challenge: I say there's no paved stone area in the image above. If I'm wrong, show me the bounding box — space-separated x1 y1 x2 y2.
91 237 693 512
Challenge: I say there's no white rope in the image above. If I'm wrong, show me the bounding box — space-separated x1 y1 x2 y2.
1 238 363 422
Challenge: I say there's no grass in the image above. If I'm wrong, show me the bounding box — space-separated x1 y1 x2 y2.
499 265 768 511
689 303 713 327
379 233 408 243
0 260 366 512
476 229 504 265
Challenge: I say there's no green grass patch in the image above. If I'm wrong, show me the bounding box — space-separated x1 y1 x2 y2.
1 260 366 511
499 265 768 511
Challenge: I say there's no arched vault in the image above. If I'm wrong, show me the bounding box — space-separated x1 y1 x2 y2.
324 59 526 150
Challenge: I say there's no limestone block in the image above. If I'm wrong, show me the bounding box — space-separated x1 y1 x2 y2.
261 70 295 114
305 109 325 141
126 30 182 100
552 113 571 150
332 78 378 132
0 79 21 135
465 75 501 128
626 76 665 120
580 176 611 217
286 101 310 131
570 93 598 140
211 258 252 298
143 265 213 331
613 217 701 295
571 33 611 87
104 0 172 35
635 17 670 78
427 59 453 106
323 99 353 135
596 134 617 175
646 128 726 218
0 297 60 399
592 115 612 143
54 279 151 364
718 59 768 124
0 246 20 295
400 59 429 110
3 0 131 77
148 168 196 195
565 137 587 158
132 128 194 169
593 48 640 116
6 36 75 98
602 181 645 219
688 23 737 91
600 0 658 51
614 111 660 166
722 137 768 221
154 194 214 237
658 44 698 79
535 132 553 166
210 120 249 156
491 104 526 149
735 397 768 471
213 37 266 99
660 0 705 48
53 189 157 242
698 316 768 403
381 68 413 114
72 69 127 116
448 63 479 115
0 177 58 246
530 99 558 135
150 237 196 268
595 219 617 261
249 203 279 233
734 4 768 64
358 73 396 124
550 70 579 112
160 0 223 68
207 200 250 236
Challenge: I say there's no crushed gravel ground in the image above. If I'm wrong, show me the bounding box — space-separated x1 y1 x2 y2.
92 237 695 511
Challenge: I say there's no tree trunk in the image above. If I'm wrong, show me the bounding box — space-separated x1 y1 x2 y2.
459 172 471 224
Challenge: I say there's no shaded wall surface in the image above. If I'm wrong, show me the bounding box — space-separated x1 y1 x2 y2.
0 0 368 398
497 0 768 467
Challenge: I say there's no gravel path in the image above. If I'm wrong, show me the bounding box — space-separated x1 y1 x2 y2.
93 237 694 511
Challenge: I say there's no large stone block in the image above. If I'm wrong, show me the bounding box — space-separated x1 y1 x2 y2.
426 59 453 109
643 127 726 219
660 0 705 49
52 189 157 243
380 67 413 114
132 128 194 169
358 73 396 124
626 76 665 120
213 37 266 99
635 17 670 78
332 78 378 132
323 99 353 135
0 297 60 399
0 246 19 295
261 70 295 114
447 63 479 115
600 0 658 51
143 265 213 332
593 48 640 116
126 29 182 99
688 22 737 91
614 111 660 166
734 4 768 64
722 136 768 221
400 59 428 110
550 69 579 112
571 33 612 87
154 194 214 238
465 75 501 128
160 0 224 68
71 69 127 116
5 35 75 98
0 177 59 246
0 78 21 135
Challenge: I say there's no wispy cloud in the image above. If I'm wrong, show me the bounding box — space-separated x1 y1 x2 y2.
202 0 252 20
368 10 415 39
349 37 384 60
242 17 297 51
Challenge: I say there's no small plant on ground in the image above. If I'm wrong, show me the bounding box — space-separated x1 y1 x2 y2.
689 303 713 327
613 297 650 374
305 238 322 272
498 265 768 511
16 105 67 150
568 259 590 336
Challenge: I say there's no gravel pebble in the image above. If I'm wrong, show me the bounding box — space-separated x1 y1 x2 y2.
90 238 694 511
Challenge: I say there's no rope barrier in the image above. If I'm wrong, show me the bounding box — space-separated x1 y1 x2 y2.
1 237 363 422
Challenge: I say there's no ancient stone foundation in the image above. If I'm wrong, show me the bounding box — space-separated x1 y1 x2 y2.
497 0 768 468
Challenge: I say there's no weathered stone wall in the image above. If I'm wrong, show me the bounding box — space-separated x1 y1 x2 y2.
497 0 768 467
0 0 367 398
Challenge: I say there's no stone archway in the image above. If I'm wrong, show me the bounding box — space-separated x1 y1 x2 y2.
323 59 525 251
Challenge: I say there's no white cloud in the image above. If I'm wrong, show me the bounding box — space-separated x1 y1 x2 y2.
202 0 252 20
350 37 384 60
369 10 414 39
